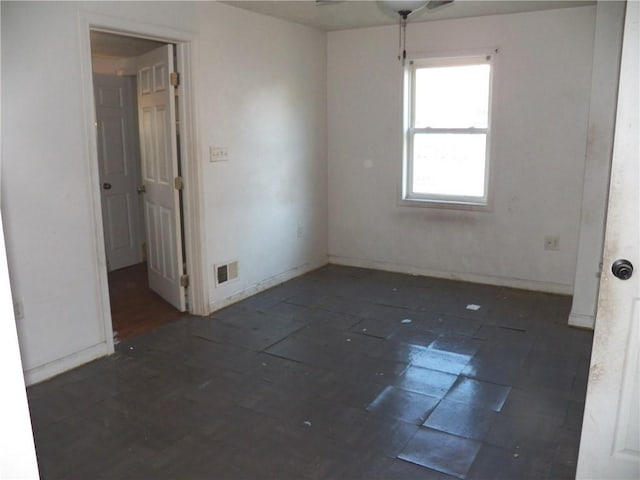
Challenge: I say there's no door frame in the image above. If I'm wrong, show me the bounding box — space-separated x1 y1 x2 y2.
78 12 209 354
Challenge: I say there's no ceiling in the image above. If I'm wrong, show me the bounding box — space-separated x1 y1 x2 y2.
90 1 595 57
223 0 595 31
90 31 165 58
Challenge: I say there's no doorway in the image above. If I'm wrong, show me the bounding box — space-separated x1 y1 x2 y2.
90 31 187 341
107 263 185 340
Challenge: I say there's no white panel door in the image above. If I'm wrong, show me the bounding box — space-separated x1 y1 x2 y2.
136 45 185 311
577 2 640 478
94 74 142 272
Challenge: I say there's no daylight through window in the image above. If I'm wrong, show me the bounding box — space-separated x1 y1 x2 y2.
403 53 494 207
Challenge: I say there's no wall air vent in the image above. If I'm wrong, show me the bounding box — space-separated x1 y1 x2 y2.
215 261 238 286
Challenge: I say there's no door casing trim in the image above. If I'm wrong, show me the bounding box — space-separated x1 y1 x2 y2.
78 10 209 356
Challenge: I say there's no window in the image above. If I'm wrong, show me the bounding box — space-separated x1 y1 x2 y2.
402 53 495 207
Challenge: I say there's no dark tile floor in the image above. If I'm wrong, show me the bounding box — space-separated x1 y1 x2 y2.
27 265 593 479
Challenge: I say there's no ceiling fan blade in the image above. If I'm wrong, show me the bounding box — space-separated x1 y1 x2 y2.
426 0 454 10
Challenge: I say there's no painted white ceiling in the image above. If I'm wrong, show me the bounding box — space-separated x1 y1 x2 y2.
223 0 595 31
90 31 165 58
90 1 595 57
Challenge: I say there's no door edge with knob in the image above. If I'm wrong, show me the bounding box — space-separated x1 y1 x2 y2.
612 259 633 280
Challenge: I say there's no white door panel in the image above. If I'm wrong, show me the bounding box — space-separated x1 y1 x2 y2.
136 44 185 311
100 117 126 174
105 194 135 250
94 74 142 272
577 2 640 478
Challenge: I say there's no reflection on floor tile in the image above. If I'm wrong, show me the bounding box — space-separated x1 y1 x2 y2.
430 334 483 357
410 348 473 375
444 377 511 412
27 265 592 480
367 386 440 424
461 355 524 386
383 459 459 479
394 366 458 398
423 399 497 440
398 427 482 478
368 339 438 364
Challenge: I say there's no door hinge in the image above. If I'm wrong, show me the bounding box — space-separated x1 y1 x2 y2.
174 176 184 191
180 274 189 288
170 72 180 87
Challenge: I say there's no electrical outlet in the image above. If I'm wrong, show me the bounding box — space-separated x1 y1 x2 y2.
209 146 229 162
297 224 303 238
544 235 560 251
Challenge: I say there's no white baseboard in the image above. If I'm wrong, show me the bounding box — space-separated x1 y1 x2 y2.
24 261 329 385
208 258 328 313
328 255 574 295
24 342 110 386
568 312 595 330
25 256 574 386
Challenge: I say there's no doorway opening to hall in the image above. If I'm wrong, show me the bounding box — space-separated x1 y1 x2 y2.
90 30 188 342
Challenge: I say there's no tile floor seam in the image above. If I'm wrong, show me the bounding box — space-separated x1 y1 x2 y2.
27 265 590 480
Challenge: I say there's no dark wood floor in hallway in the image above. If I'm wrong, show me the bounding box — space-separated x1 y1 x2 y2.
28 265 592 479
108 262 185 341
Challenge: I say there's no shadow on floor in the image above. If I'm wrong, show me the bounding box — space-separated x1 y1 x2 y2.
28 264 593 479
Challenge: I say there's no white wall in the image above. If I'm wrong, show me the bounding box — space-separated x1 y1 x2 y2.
569 2 625 329
0 216 39 479
2 2 110 381
196 4 328 308
327 6 597 294
1 1 327 382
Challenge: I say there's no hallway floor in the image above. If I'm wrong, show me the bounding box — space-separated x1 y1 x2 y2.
27 265 593 479
108 262 185 341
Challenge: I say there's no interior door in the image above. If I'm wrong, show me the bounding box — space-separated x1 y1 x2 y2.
576 2 639 478
94 74 142 272
136 44 186 311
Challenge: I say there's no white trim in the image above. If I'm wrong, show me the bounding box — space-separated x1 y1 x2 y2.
568 312 595 330
175 41 209 316
77 13 114 357
77 11 209 355
24 343 110 386
407 47 500 64
401 48 498 210
329 255 574 295
397 193 493 211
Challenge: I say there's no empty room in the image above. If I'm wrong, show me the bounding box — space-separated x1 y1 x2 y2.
1 1 638 479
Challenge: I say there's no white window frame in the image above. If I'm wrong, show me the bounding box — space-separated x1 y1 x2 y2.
401 50 497 209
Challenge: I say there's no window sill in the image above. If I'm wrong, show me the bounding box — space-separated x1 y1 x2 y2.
398 197 492 212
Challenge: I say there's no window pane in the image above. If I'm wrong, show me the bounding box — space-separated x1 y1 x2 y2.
414 64 490 129
412 133 486 197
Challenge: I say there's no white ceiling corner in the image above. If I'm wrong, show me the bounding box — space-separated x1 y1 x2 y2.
222 0 596 31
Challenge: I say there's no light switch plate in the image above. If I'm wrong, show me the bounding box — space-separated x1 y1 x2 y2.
210 146 229 162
